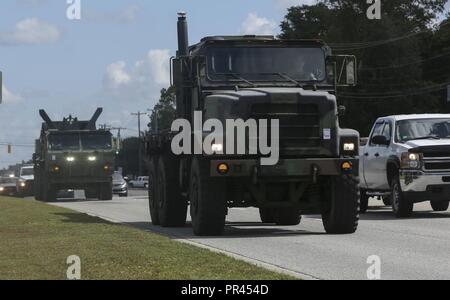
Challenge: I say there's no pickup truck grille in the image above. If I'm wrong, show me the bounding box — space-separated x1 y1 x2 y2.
424 161 450 171
250 103 321 150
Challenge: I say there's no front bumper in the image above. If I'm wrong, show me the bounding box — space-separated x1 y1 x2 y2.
400 170 450 202
210 158 358 178
0 187 17 196
112 186 128 195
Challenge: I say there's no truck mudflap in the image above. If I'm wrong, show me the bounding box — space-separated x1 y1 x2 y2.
210 158 359 178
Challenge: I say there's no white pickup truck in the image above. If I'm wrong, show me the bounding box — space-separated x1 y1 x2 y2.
360 114 450 217
128 176 149 189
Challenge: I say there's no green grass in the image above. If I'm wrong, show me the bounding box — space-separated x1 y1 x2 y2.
0 196 294 280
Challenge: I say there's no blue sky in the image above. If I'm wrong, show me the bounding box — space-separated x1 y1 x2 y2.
0 0 448 168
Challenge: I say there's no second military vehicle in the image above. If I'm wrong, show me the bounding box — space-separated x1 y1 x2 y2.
145 13 361 236
360 114 450 216
34 108 116 202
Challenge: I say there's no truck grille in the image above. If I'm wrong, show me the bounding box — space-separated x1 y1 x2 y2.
424 161 450 171
250 103 321 150
423 151 450 171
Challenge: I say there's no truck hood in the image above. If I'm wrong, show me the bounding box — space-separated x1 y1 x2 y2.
20 175 34 181
403 139 450 149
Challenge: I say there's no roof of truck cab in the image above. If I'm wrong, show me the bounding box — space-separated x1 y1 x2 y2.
380 114 450 121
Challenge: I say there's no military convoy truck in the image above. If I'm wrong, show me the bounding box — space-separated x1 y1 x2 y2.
34 108 116 202
145 13 361 236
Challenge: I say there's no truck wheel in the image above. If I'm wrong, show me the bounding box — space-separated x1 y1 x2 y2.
189 158 227 236
360 190 369 214
321 175 359 234
157 156 187 227
274 208 302 226
259 208 276 223
99 183 113 201
430 200 449 212
391 176 413 218
148 159 160 225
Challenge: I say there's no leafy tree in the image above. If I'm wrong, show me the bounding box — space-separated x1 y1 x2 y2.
280 0 448 135
148 86 176 132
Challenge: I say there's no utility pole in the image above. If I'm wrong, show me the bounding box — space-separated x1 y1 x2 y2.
131 111 146 176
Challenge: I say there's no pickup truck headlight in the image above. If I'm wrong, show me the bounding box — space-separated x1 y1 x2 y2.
0 187 4 192
401 152 422 169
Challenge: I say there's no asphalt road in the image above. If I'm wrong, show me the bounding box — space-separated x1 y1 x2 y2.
48 188 450 280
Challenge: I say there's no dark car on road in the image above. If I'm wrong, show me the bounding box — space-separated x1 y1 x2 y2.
112 172 128 197
0 177 18 197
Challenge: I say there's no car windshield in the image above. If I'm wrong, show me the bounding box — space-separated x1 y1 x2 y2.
0 178 16 184
113 173 123 181
207 46 326 82
48 133 80 151
80 133 112 150
21 168 34 176
396 118 450 142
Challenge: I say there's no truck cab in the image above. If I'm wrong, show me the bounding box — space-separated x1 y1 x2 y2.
360 114 450 216
17 165 35 197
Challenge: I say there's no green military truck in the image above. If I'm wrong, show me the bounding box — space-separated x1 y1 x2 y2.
145 13 360 236
34 108 116 202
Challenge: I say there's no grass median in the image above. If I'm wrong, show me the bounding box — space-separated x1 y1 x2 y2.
0 196 294 280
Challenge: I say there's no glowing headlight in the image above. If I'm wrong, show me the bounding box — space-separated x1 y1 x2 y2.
88 156 97 162
211 143 224 153
0 187 4 192
20 182 26 187
343 143 356 152
66 157 75 162
408 153 419 161
401 152 422 169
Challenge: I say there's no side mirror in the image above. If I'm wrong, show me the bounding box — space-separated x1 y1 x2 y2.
338 105 346 116
328 55 357 87
371 135 389 146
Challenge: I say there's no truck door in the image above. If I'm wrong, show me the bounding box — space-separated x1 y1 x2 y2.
363 121 385 190
372 121 392 190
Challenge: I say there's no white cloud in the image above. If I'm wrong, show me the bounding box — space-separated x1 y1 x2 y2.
2 85 22 103
103 49 171 104
240 13 277 35
273 0 317 9
0 18 62 46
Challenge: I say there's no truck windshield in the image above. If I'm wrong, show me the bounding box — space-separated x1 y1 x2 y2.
207 47 326 82
80 133 112 150
396 119 450 142
21 168 34 176
48 134 80 151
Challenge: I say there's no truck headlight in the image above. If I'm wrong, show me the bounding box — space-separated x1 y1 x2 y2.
343 143 355 152
88 156 97 162
401 152 422 169
20 182 26 187
211 143 224 153
66 156 75 162
0 187 4 192
341 138 359 156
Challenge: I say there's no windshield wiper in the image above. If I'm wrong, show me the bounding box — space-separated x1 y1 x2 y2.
273 73 304 87
218 73 257 87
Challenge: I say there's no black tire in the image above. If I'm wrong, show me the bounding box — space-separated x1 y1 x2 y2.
259 208 276 223
189 158 227 236
360 190 369 214
99 182 113 201
430 200 449 212
391 176 413 218
148 159 160 225
274 208 302 226
156 156 187 227
382 196 392 206
321 175 360 234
